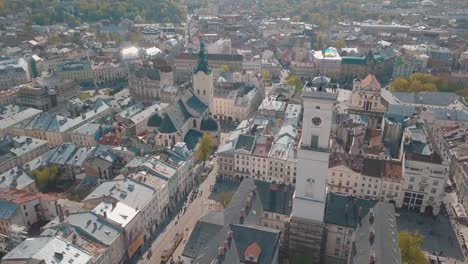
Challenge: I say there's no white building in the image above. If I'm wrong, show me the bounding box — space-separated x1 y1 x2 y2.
206 38 232 54
0 57 30 90
287 86 338 263
311 47 342 78
213 85 262 121
400 152 448 215
0 135 49 174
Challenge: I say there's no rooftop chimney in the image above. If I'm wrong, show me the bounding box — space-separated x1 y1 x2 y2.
93 223 97 232
218 246 225 256
112 201 117 210
103 211 107 218
228 231 234 241
369 209 374 224
369 228 375 243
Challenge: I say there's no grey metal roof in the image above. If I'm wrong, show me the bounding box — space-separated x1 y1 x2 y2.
83 178 154 211
183 179 280 264
432 109 468 122
229 224 281 264
350 202 402 264
302 88 338 100
158 99 192 134
324 193 377 228
254 181 293 215
62 212 122 246
392 92 460 106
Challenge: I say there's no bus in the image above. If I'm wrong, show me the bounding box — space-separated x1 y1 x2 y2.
160 232 184 264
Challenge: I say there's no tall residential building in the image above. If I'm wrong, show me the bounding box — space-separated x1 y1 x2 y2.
286 86 337 263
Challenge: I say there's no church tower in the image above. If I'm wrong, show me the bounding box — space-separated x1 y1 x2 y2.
192 42 214 111
286 86 337 264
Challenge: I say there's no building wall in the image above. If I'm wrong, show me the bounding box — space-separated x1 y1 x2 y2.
261 211 288 231
192 71 213 111
70 133 96 147
325 223 353 264
399 158 448 215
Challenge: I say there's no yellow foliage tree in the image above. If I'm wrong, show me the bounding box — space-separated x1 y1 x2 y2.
196 133 214 165
32 165 60 190
398 231 426 264
221 65 230 73
286 75 304 93
261 69 272 81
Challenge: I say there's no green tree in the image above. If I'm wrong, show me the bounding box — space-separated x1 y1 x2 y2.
287 75 304 93
398 231 426 264
30 59 39 78
196 133 214 165
32 165 60 190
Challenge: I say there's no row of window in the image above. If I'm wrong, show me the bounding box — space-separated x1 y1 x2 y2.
409 177 439 186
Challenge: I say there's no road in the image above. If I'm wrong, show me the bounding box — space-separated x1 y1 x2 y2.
139 163 220 264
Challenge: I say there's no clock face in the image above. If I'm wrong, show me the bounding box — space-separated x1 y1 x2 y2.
312 117 322 126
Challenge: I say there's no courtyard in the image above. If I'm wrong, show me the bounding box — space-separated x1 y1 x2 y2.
397 209 465 262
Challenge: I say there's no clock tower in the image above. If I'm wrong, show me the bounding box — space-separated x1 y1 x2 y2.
286 86 337 264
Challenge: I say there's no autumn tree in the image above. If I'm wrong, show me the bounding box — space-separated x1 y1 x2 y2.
261 69 272 81
196 133 214 165
219 191 234 208
32 165 60 191
221 65 230 73
286 75 304 93
391 73 444 92
398 231 426 264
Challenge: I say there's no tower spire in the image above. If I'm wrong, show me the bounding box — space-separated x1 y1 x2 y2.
194 42 211 74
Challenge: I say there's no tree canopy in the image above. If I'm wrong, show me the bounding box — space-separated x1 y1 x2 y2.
1 0 186 26
390 73 468 94
32 165 60 191
398 231 427 264
286 75 304 93
264 0 374 29
196 133 214 164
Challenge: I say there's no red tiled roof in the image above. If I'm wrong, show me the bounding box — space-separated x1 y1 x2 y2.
361 74 381 89
244 242 261 258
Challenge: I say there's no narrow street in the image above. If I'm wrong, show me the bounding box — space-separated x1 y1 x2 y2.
138 163 219 264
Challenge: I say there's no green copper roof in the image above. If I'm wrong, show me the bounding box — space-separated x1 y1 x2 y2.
342 56 367 64
184 129 203 150
193 42 211 74
200 118 219 131
147 114 162 127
